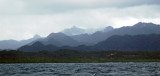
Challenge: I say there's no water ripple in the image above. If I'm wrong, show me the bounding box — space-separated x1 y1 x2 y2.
0 62 160 76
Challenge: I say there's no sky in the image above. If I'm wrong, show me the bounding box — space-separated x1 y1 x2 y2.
0 0 160 40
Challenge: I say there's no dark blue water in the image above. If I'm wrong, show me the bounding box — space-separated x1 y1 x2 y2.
0 62 160 76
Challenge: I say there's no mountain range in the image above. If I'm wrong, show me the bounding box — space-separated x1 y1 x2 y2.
30 33 82 47
0 25 114 50
62 26 86 36
18 34 160 51
1 22 160 51
0 35 41 49
18 22 160 52
71 22 160 45
94 34 160 51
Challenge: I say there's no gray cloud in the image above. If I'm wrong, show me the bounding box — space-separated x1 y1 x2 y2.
0 0 160 15
0 0 160 40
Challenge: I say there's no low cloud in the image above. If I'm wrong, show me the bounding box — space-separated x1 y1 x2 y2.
0 0 160 40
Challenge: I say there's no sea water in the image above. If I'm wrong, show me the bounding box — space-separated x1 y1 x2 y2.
0 62 160 76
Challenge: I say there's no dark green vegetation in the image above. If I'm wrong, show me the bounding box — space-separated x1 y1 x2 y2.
0 50 160 63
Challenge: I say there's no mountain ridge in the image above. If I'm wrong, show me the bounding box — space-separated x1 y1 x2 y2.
71 22 160 45
18 34 160 51
0 35 41 50
1 22 160 50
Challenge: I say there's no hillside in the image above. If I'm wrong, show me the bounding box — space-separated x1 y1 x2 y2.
19 34 160 51
94 34 160 51
71 22 160 45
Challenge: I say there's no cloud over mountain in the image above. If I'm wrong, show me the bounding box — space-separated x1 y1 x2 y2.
0 0 159 40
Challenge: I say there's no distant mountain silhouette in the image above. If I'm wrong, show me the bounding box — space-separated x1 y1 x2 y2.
18 34 160 51
71 22 160 45
101 26 114 32
107 22 160 35
94 34 160 51
0 40 20 50
62 26 86 36
4 22 160 51
29 33 82 47
18 41 59 52
0 35 41 50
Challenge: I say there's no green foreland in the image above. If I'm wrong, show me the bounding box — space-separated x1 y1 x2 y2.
0 50 160 63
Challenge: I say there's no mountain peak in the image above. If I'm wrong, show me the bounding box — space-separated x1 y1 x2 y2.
106 26 113 28
71 26 79 29
47 32 66 38
62 26 85 36
49 32 65 36
134 22 156 27
101 26 114 32
33 34 41 39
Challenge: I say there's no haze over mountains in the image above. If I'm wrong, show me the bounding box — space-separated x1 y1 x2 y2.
0 35 41 50
0 25 114 50
19 34 160 52
32 33 82 47
71 22 160 45
1 22 160 51
18 22 160 51
62 26 86 36
62 26 104 36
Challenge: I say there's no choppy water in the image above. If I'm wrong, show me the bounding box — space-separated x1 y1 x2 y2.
0 62 160 76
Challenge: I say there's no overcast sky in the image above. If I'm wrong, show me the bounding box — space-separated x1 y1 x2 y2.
0 0 160 40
